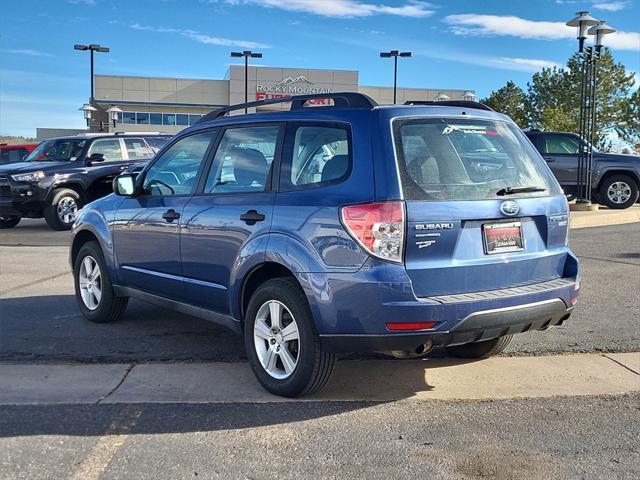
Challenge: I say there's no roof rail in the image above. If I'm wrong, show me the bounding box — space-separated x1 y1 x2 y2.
403 100 494 111
197 92 378 124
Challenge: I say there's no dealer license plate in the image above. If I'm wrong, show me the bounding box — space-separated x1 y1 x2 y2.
483 222 524 254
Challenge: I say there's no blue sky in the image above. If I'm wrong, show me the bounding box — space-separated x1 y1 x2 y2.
1 0 638 137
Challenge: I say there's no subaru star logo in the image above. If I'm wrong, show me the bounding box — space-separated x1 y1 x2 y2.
500 201 520 216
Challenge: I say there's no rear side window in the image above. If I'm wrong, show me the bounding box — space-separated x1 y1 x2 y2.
280 123 351 190
123 138 154 160
88 139 124 162
204 126 280 194
544 134 580 154
394 118 560 201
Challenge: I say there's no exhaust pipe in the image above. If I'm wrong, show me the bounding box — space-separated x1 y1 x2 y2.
385 339 433 359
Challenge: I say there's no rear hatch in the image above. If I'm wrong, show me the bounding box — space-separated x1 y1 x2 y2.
393 116 570 297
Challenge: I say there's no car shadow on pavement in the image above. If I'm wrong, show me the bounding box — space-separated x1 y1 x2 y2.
0 293 479 437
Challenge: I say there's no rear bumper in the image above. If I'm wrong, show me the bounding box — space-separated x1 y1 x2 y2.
321 298 572 353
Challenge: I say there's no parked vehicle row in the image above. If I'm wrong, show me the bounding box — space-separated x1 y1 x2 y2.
70 94 580 397
0 143 38 165
0 133 171 230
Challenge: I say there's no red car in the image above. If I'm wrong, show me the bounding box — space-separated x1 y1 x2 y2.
0 143 39 165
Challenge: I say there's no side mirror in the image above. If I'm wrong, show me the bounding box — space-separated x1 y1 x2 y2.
86 153 105 165
113 173 137 196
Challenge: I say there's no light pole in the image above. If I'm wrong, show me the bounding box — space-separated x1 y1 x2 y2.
74 44 109 104
566 12 615 209
380 50 411 104
231 50 263 113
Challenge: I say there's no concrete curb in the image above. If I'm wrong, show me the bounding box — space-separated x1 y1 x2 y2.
1 353 638 405
570 205 640 229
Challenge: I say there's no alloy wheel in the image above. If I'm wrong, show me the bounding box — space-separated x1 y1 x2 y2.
607 181 632 205
78 255 102 310
253 300 300 379
57 196 78 224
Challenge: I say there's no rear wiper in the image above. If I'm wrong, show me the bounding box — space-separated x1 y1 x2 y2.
496 186 546 196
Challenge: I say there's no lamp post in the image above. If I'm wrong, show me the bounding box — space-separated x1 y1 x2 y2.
435 92 451 102
79 103 97 128
565 12 615 209
380 50 411 104
231 50 263 113
74 44 109 104
106 106 123 131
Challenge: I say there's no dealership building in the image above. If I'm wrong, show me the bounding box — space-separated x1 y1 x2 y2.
90 65 474 134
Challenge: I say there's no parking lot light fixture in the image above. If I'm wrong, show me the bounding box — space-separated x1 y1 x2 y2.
74 43 110 103
231 50 263 113
588 21 616 52
79 103 97 127
106 105 123 130
566 11 600 53
379 50 412 104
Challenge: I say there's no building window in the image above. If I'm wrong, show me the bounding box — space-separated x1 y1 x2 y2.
136 112 150 124
176 114 189 126
149 113 163 125
188 114 202 125
163 114 176 126
122 112 136 124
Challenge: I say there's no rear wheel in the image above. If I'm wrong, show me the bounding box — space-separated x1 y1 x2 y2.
598 174 639 209
74 241 128 323
0 216 20 229
44 188 82 230
244 278 335 397
445 335 513 359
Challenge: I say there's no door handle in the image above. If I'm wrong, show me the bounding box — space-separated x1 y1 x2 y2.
544 157 555 163
162 209 180 223
240 209 265 225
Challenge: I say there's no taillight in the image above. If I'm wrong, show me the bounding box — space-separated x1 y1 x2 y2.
340 201 405 263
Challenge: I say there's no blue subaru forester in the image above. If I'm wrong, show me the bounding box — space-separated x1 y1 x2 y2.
70 93 579 397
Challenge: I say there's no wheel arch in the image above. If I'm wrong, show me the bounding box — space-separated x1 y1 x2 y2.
238 262 302 325
596 169 640 191
47 181 86 203
70 229 100 267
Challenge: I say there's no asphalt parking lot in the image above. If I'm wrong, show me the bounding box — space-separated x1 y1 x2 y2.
1 218 639 479
1 219 639 363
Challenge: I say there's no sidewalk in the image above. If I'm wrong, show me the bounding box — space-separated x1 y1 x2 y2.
1 352 638 405
570 204 640 229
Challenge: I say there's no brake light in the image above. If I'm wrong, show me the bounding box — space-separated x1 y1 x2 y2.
340 201 405 263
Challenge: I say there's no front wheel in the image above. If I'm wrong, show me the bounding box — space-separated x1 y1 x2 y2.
244 278 335 397
445 335 513 359
0 216 20 229
598 174 639 209
44 188 82 230
74 241 128 323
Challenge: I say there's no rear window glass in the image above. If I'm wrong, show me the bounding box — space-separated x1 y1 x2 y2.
393 118 560 201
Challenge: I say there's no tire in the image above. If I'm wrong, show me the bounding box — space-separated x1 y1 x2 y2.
598 174 639 209
445 335 513 359
73 241 128 323
244 277 335 397
0 216 20 229
44 188 82 230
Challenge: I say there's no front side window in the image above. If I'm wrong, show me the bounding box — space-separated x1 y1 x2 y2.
123 138 154 160
544 134 580 155
25 139 86 162
143 131 216 196
88 139 124 162
204 126 280 194
283 124 351 189
394 118 560 201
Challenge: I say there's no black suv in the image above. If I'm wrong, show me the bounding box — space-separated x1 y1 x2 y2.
525 130 640 209
0 133 172 230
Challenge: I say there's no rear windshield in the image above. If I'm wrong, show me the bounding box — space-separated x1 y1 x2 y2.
393 118 560 201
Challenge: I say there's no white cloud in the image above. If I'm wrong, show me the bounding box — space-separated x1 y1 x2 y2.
212 0 435 18
592 1 630 11
1 48 52 57
130 23 270 49
67 0 97 5
444 14 640 51
496 57 562 70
